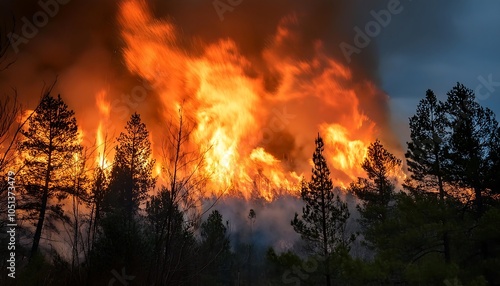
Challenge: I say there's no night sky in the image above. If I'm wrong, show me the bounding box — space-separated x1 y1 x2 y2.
375 1 500 143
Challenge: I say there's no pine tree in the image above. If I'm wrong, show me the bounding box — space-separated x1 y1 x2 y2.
443 84 500 283
443 83 499 216
405 90 448 199
200 210 230 258
18 93 82 259
105 112 156 217
93 113 155 281
349 139 401 247
198 210 231 285
405 89 452 262
291 134 351 286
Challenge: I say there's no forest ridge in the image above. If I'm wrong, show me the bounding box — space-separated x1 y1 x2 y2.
0 81 499 285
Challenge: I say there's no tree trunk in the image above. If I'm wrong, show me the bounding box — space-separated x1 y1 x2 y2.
31 148 52 259
436 155 451 263
30 188 48 259
320 181 331 286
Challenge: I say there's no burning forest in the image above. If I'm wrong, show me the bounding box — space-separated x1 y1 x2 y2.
1 0 500 285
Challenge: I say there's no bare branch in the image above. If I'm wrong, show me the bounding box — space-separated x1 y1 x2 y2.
0 15 16 71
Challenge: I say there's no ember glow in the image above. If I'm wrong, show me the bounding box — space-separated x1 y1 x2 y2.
84 0 396 201
95 89 112 170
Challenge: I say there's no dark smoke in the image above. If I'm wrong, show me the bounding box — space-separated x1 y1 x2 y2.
0 0 405 176
1 0 388 114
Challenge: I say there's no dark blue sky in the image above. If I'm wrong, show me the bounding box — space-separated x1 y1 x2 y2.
373 0 500 142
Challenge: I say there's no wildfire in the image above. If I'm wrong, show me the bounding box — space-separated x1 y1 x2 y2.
80 0 399 201
96 90 111 117
322 124 370 187
95 89 111 170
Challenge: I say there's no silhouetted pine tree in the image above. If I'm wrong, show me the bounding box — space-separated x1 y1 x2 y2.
443 83 500 283
197 210 231 285
405 90 449 198
18 93 82 259
104 112 156 217
349 139 401 247
444 83 499 216
405 89 453 263
93 113 155 283
291 134 351 286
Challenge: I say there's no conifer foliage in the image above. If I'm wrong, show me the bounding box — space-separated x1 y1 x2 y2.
105 112 156 216
291 134 351 286
350 139 401 224
18 93 82 259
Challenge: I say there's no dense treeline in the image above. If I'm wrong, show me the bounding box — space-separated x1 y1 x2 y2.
0 82 499 285
269 83 500 285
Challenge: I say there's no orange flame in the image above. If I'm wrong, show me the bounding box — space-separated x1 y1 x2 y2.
108 0 394 201
96 89 111 118
95 89 111 170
